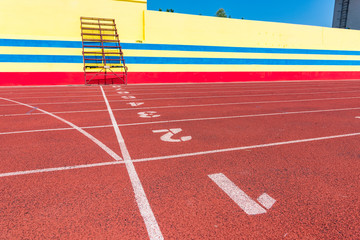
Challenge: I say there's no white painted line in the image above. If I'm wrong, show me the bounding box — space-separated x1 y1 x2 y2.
0 125 112 136
0 161 122 178
1 130 360 178
2 106 360 136
4 88 360 101
356 116 360 119
0 97 123 161
4 94 360 118
257 193 276 210
208 173 267 215
132 131 360 163
2 94 360 108
100 86 163 240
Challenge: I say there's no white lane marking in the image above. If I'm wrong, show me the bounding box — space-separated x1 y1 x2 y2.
0 125 113 136
100 86 163 240
128 102 145 107
138 111 161 118
0 79 359 90
132 131 360 163
3 99 360 118
117 91 129 94
152 128 192 142
257 193 276 210
4 89 360 101
356 116 360 119
0 97 123 161
2 106 360 136
208 173 267 215
2 130 360 178
121 96 136 99
0 161 122 178
2 94 360 107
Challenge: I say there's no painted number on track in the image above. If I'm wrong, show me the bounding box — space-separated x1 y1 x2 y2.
138 111 161 118
152 128 192 142
122 96 136 99
127 102 144 107
209 173 276 216
117 91 129 94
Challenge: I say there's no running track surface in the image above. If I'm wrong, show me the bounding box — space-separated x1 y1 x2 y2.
1 80 360 239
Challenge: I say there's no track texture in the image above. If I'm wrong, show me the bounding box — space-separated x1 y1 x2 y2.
1 80 360 239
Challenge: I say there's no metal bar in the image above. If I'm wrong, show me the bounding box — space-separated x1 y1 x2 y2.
81 17 115 21
81 22 116 27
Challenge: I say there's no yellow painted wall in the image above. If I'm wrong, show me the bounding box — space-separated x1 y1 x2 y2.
1 0 360 77
144 10 360 51
0 0 146 42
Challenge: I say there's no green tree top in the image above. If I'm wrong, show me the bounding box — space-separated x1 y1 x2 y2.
216 8 227 18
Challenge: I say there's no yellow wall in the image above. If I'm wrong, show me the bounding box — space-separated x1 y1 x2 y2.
0 0 146 42
1 1 360 79
144 10 360 51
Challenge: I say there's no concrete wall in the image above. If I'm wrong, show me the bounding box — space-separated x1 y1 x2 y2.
1 0 360 85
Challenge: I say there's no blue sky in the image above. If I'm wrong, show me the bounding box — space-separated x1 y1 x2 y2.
147 0 335 27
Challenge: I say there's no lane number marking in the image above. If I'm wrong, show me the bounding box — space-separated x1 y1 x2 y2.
117 91 130 94
127 102 144 107
152 128 192 142
208 173 276 215
138 111 161 118
257 193 276 210
122 96 136 99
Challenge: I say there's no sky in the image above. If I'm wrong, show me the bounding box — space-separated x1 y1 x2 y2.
147 0 336 28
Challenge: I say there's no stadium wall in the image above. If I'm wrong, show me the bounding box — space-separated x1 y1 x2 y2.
1 0 360 85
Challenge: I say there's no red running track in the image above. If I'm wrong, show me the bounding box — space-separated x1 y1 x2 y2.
1 80 360 239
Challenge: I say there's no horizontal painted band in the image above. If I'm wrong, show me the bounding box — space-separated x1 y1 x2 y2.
2 54 360 66
1 71 360 86
3 62 360 73
2 38 360 56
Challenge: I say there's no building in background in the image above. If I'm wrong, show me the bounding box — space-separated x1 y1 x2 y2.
333 0 360 29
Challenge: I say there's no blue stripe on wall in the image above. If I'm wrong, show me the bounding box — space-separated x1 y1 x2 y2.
2 38 360 56
2 54 360 66
0 39 82 48
0 55 83 63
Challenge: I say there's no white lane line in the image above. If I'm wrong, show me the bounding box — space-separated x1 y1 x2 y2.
0 97 123 161
7 94 112 100
208 173 267 215
2 106 360 136
132 131 360 163
100 86 163 240
0 161 122 178
1 81 359 93
1 80 360 93
4 89 360 104
5 86 360 99
0 125 112 135
4 93 360 118
1 130 360 178
2 94 360 108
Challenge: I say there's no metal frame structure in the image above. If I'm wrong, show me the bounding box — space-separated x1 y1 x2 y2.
80 17 127 85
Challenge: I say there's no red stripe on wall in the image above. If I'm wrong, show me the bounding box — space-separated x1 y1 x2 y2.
0 71 360 86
